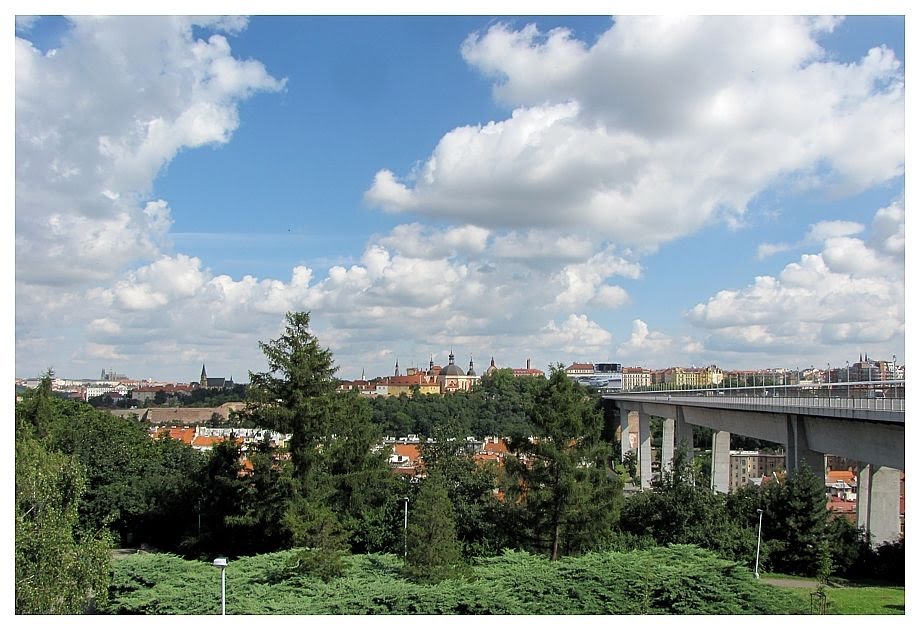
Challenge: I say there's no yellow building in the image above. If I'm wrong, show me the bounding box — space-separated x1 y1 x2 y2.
386 373 441 397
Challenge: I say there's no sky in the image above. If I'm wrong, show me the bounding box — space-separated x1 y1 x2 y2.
9 3 910 383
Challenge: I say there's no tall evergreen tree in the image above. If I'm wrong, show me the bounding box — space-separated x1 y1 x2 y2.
245 311 338 481
504 365 623 560
420 417 503 557
404 474 465 583
761 464 831 576
246 311 400 559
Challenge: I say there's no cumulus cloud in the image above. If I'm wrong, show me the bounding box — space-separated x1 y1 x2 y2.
686 202 904 354
14 16 903 380
365 16 903 249
16 215 646 378
540 315 614 355
617 319 673 357
15 17 285 287
806 220 864 242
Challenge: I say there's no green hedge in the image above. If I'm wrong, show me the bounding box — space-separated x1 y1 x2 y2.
102 545 807 615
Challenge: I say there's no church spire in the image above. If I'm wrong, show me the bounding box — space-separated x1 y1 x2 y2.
200 364 207 388
395 357 400 377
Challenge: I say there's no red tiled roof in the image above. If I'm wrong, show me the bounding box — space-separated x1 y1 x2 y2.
152 426 196 445
482 439 509 455
393 443 420 460
388 374 435 386
473 453 502 464
191 435 243 448
827 498 856 513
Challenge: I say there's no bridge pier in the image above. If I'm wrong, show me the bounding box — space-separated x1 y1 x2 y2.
675 406 694 466
857 463 902 546
785 414 825 474
661 417 674 475
640 407 693 480
710 430 731 493
620 410 638 463
639 412 653 489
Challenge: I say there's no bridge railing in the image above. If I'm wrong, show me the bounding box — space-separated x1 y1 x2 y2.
616 392 905 413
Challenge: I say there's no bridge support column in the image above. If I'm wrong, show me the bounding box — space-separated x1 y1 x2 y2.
620 409 638 463
857 463 902 546
661 417 675 475
785 414 825 474
639 412 653 489
675 406 694 465
710 430 730 494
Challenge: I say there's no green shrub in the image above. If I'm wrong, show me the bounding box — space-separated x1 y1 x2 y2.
103 545 808 614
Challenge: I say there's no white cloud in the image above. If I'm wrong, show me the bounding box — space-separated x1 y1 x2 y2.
375 223 490 259
365 17 903 250
686 202 904 354
617 319 673 357
757 242 793 260
868 200 905 256
806 220 864 242
15 17 285 288
540 315 613 355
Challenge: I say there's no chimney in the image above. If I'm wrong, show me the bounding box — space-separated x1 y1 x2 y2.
526 358 531 370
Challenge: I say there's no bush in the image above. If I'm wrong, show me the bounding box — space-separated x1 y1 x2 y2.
102 545 808 614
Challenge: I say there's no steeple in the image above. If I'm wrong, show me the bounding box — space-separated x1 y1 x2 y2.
395 357 400 377
200 364 207 388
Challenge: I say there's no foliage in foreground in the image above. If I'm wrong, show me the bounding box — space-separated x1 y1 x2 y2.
102 545 807 615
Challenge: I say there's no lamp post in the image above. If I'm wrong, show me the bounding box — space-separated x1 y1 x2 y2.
846 361 850 399
893 355 898 399
402 496 409 560
213 557 228 615
754 509 764 579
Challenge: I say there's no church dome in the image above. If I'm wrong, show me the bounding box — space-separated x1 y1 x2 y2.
440 352 465 377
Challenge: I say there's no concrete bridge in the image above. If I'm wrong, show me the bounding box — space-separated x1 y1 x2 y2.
604 388 905 545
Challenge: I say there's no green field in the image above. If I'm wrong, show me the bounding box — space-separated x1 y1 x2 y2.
759 573 904 615
782 584 905 615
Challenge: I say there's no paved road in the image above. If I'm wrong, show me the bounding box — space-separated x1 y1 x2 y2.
761 577 823 589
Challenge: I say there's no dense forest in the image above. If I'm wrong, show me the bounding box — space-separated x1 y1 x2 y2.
15 311 903 614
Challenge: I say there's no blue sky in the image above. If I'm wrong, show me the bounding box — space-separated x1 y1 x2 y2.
12 8 908 383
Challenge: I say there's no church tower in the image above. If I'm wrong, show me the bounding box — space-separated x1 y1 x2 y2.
200 364 207 388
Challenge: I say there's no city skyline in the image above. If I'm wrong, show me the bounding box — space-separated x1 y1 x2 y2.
12 8 907 383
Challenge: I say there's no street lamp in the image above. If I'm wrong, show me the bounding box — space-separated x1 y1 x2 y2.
846 361 850 399
893 355 898 399
212 557 228 615
402 496 409 560
754 509 764 579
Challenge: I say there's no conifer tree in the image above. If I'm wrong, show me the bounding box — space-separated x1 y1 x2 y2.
404 474 465 583
504 365 623 559
246 311 338 480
